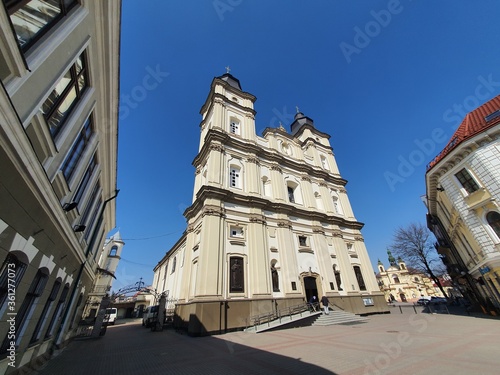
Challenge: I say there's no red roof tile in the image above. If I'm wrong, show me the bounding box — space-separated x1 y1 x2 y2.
427 95 500 171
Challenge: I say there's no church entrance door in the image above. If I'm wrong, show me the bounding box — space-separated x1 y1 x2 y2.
304 276 318 302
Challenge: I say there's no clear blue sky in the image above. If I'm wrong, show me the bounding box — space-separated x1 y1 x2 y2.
112 0 500 291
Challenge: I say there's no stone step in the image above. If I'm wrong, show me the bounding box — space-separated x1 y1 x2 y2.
312 310 369 326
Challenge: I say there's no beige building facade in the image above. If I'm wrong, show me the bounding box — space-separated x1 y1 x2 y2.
425 95 500 314
0 0 120 372
153 73 388 335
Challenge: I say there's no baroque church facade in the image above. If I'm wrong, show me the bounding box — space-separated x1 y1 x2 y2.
376 251 448 303
153 73 388 335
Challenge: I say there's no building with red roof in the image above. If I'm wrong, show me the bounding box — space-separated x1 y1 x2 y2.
425 95 500 315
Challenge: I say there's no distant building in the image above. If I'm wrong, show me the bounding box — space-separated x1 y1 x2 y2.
0 0 120 372
83 232 125 320
425 95 500 314
153 72 388 335
376 251 448 302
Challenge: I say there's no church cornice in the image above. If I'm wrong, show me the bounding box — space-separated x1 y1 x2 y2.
249 215 267 225
184 185 364 230
200 86 256 117
193 129 347 187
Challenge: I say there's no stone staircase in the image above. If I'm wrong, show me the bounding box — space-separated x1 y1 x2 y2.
245 310 322 333
312 309 369 326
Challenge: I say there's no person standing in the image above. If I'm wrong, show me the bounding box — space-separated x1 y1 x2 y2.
321 295 330 315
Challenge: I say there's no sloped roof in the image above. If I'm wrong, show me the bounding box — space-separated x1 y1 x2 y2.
427 95 500 171
218 73 242 90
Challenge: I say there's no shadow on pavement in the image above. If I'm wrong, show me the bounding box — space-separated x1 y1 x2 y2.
34 320 337 375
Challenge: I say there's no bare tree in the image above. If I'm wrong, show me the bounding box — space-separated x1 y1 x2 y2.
390 222 448 298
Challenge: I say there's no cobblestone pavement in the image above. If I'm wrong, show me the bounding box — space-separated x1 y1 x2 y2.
32 310 500 375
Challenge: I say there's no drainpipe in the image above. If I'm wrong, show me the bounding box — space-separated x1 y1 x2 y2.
54 190 120 347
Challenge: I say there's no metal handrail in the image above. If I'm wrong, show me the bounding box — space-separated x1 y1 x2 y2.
247 303 315 329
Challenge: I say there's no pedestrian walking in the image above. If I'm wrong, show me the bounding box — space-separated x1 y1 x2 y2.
321 295 329 315
309 296 318 311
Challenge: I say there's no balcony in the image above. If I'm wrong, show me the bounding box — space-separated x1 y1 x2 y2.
464 188 492 210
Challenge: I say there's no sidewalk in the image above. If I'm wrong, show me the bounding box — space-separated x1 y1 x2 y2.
32 312 500 375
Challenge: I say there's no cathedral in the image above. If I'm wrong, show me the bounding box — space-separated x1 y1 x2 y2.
153 72 388 335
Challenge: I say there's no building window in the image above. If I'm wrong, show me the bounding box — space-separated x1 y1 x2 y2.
5 0 78 52
45 283 69 339
109 246 118 257
229 166 240 188
455 168 479 194
330 282 335 290
392 274 400 284
287 186 295 203
72 154 97 205
414 277 419 282
229 119 240 135
353 266 366 291
0 253 28 311
171 257 177 273
486 211 500 239
78 182 101 238
229 257 244 292
230 225 244 238
61 116 94 181
291 281 297 291
43 51 88 138
1 268 49 353
298 235 308 247
30 279 61 344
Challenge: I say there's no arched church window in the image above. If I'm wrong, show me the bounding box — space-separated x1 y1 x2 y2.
229 166 241 188
353 266 366 291
229 118 240 135
171 257 177 273
486 211 500 238
287 185 295 203
109 246 118 257
392 274 400 284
